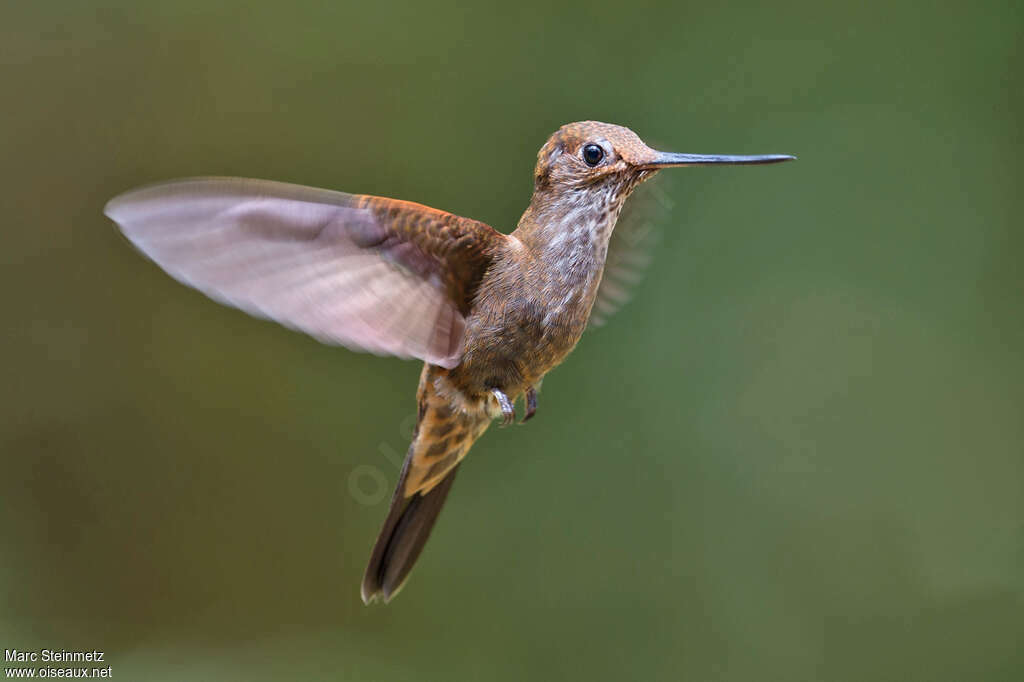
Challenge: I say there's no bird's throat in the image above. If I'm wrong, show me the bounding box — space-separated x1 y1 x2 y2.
513 188 624 286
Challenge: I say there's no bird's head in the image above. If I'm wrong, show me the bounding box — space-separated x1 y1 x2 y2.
533 120 793 206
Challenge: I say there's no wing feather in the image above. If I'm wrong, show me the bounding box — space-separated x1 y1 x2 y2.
105 177 503 367
589 176 671 328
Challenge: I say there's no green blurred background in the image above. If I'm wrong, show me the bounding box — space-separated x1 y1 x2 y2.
3 1 1022 680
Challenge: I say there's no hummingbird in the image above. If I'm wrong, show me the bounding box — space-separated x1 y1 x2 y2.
105 121 794 604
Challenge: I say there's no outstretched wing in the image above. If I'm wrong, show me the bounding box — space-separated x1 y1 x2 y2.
105 177 505 368
589 176 672 328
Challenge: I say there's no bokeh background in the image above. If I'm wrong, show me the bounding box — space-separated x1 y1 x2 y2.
3 1 1022 680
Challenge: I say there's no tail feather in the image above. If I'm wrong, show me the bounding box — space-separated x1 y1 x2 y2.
361 365 490 604
361 461 460 604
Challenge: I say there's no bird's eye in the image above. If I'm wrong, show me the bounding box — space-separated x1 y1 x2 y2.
582 144 605 167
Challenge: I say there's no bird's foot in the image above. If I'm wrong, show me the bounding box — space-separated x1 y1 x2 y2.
490 388 515 426
522 386 538 423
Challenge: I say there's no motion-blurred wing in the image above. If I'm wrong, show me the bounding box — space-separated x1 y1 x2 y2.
588 176 671 328
106 177 505 368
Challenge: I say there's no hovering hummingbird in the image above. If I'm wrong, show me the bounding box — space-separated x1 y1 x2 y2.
105 121 793 604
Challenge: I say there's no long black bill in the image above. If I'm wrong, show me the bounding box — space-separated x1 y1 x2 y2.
646 152 796 167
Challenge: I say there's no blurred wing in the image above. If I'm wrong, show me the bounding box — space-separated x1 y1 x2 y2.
588 176 672 328
105 177 505 368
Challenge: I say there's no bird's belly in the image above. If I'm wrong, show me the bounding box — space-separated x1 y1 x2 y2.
450 298 589 399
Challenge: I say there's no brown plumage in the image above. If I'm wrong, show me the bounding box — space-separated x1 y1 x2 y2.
104 121 794 604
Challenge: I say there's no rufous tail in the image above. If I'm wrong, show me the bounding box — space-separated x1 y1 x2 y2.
361 368 489 604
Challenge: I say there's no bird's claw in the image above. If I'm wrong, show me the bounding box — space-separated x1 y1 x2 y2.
490 388 515 426
522 386 538 423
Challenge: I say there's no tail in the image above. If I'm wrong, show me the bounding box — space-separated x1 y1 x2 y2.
360 459 460 604
361 368 489 604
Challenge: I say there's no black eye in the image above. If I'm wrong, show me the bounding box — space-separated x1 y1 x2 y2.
582 144 604 167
